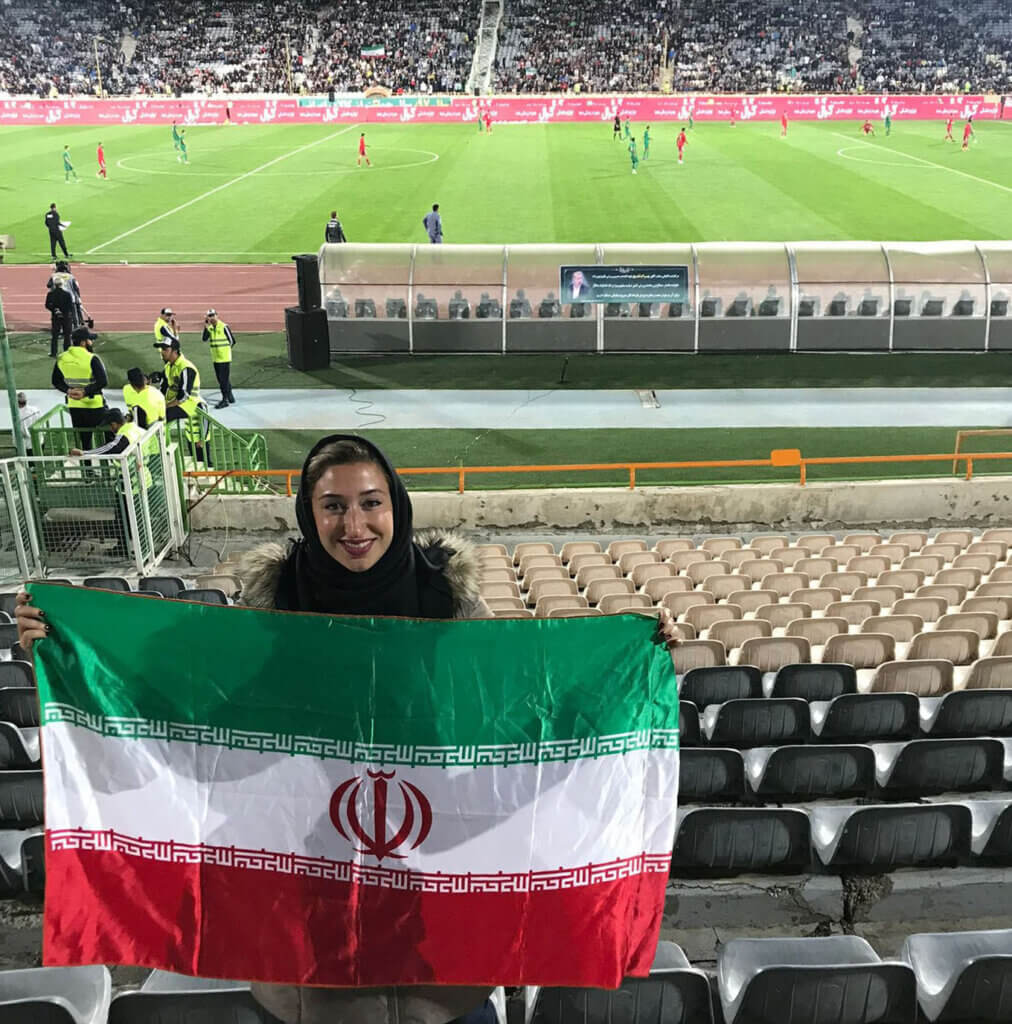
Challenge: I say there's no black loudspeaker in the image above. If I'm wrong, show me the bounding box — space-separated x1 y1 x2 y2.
292 253 321 311
285 307 329 370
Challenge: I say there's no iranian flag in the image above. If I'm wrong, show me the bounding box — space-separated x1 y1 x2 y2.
31 582 679 988
361 45 385 58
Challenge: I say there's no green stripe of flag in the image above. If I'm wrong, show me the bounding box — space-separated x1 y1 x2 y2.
30 584 677 750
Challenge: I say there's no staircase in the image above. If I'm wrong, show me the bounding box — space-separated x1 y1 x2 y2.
466 0 504 95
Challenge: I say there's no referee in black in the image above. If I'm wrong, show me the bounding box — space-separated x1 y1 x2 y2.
45 204 70 259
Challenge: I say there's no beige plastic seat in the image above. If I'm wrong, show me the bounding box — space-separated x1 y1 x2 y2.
962 595 1012 620
700 537 742 556
586 578 635 605
709 618 772 650
790 586 843 612
889 531 928 549
654 538 695 557
876 569 925 594
852 585 903 609
705 575 754 601
732 589 779 615
824 632 896 669
607 540 648 561
936 611 1000 640
486 596 527 613
664 591 716 617
770 547 810 568
195 574 241 598
686 603 742 631
737 635 811 672
476 543 509 558
619 551 661 574
528 579 579 605
964 656 1012 689
668 621 698 641
575 564 623 590
935 529 974 549
738 558 783 582
968 540 1008 561
560 541 602 564
821 544 862 563
953 552 997 574
568 552 613 576
819 571 867 595
749 535 790 555
725 549 761 571
599 593 654 614
846 556 890 577
493 608 535 619
763 572 811 599
861 614 923 643
901 554 944 575
669 639 726 674
670 550 712 572
993 631 1012 658
935 567 983 590
787 617 848 646
796 557 838 579
871 659 953 696
796 533 837 553
908 629 980 666
893 596 947 623
518 553 562 576
987 566 1012 583
548 607 603 618
480 581 521 601
534 595 588 618
920 543 959 564
843 533 882 553
523 566 569 590
687 560 731 585
644 577 693 603
755 602 812 630
479 556 512 571
826 599 881 626
514 542 555 565
869 543 910 565
480 568 516 585
631 562 675 588
977 581 1012 599
915 583 966 607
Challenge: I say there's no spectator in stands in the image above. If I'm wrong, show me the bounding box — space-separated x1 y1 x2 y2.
17 392 42 456
423 203 443 244
324 210 347 243
52 325 109 451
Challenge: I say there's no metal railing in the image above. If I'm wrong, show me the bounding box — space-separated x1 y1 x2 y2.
166 406 269 496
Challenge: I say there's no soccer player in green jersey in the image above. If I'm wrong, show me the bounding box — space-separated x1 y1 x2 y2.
884 111 892 136
623 117 632 140
172 120 182 153
628 137 639 174
642 125 651 159
688 113 694 129
178 129 189 164
62 146 79 183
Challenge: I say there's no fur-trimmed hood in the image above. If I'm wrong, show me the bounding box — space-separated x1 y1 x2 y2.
238 528 485 618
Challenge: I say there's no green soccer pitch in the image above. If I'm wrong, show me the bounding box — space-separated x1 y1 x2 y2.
2 119 1010 263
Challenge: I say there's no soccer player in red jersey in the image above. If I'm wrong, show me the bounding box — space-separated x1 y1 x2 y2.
962 118 974 150
357 132 371 167
484 111 492 134
861 120 875 135
96 142 107 178
676 128 688 164
945 117 955 141
781 112 788 136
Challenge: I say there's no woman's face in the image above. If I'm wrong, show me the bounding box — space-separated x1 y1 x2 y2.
311 461 394 572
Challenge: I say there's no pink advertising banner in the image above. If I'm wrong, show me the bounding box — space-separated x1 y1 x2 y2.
0 94 1004 127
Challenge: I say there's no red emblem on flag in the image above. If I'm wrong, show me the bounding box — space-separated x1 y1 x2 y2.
329 769 433 861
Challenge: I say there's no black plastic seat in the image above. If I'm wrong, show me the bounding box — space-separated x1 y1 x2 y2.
811 693 919 743
385 298 407 319
0 771 44 829
972 801 1012 863
705 698 810 748
923 689 1012 737
139 576 186 598
109 988 283 1023
354 298 376 318
0 965 111 1022
679 748 746 803
0 688 39 728
175 588 229 605
671 807 811 877
19 832 44 892
681 665 762 709
0 723 40 769
0 623 18 649
0 594 17 616
83 576 131 592
771 663 857 701
679 701 700 747
877 738 1003 797
0 662 34 688
746 744 875 801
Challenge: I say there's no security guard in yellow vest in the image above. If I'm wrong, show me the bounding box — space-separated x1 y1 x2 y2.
153 307 179 347
202 308 236 409
123 367 166 429
52 325 109 450
154 336 210 466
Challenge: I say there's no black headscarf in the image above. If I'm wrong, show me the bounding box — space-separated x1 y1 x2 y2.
275 434 454 619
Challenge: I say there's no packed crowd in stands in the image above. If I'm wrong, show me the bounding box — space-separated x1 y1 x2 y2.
0 0 1009 96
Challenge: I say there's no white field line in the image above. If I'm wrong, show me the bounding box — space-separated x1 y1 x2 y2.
86 125 357 254
830 131 1012 197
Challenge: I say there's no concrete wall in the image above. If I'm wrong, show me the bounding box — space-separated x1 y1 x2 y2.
191 476 1012 533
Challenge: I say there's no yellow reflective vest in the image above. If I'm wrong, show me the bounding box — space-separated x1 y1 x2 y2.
153 317 173 344
206 320 233 364
165 354 201 418
57 346 104 409
123 385 166 427
117 422 153 489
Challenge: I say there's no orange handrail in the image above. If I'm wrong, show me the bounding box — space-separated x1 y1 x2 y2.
182 449 1012 495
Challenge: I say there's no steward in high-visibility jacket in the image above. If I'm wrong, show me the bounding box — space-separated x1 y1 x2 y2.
123 367 166 429
153 307 179 346
202 309 236 409
52 325 109 450
154 337 211 465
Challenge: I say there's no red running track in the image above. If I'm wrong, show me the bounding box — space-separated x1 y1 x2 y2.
0 264 294 332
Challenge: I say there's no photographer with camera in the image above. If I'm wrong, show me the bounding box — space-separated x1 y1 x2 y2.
45 261 88 357
202 308 236 409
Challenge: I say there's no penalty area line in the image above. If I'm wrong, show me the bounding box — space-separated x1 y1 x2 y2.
86 124 358 254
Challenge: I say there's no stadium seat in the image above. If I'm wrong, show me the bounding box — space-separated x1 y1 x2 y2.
176 588 229 605
631 562 675 588
528 579 578 605
786 617 848 648
983 529 1012 547
686 603 741 632
585 578 634 606
746 744 875 801
679 747 746 803
670 640 725 674
686 560 731 585
736 636 811 673
599 594 652 614
19 832 44 892
486 598 526 614
731 589 779 615
529 941 714 1024
844 533 883 553
664 592 715 617
852 584 903 609
920 687 1012 737
963 595 1012 620
386 298 408 319
789 586 842 613
195 574 242 598
908 629 979 666
861 614 923 646
972 801 1012 862
936 529 975 549
718 936 916 1024
671 807 811 876
476 294 502 319
0 966 111 1024
654 538 695 557
708 619 772 650
669 550 710 572
618 551 660 573
354 298 376 318
795 557 837 579
903 928 1012 1023
750 536 790 555
964 656 1012 689
514 542 555 565
702 575 753 600
701 537 741 556
0 662 34 688
644 577 692 603
871 660 953 696
481 582 521 601
679 701 700 747
876 738 1004 796
0 771 43 828
771 663 857 701
810 693 919 743
753 603 811 631
823 632 895 671
681 666 762 708
534 596 587 618
0 594 18 616
139 576 186 598
559 541 601 564
762 572 810 599
937 610 1000 640
797 533 837 554
0 722 40 769
109 973 281 1023
703 698 810 748
83 576 132 592
547 608 599 619
568 553 611 576
0 625 18 653
811 803 971 870
820 571 869 596
769 547 808 568
0 688 40 728
893 596 947 623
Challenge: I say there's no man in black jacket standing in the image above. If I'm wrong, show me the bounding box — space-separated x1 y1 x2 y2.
324 211 347 243
45 204 70 259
